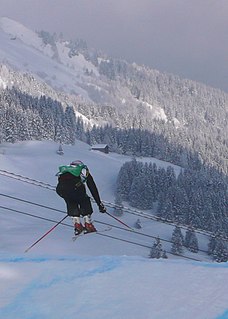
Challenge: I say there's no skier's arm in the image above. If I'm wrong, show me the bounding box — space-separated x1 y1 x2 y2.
86 173 106 213
86 173 102 205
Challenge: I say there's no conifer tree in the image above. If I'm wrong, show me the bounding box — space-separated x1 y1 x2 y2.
212 238 228 262
208 236 217 256
149 237 163 259
171 226 184 254
185 227 199 253
162 250 168 259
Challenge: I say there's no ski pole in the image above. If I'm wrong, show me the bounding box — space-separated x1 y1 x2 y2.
105 211 134 230
24 214 68 253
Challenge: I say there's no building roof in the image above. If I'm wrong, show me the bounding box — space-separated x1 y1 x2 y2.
91 144 108 148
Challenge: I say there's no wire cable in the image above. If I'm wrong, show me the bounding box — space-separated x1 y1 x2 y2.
0 171 223 261
0 203 204 262
1 169 226 241
0 191 225 254
0 192 208 252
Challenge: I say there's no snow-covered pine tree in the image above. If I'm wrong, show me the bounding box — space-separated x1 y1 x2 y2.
208 236 217 256
113 194 123 216
129 172 153 210
212 238 228 263
149 237 163 259
63 106 77 144
115 162 133 202
171 226 184 255
115 159 143 202
162 250 168 259
56 143 64 155
184 227 199 253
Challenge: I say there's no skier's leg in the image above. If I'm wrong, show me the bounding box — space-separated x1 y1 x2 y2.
64 199 83 234
84 215 96 232
80 196 96 232
81 196 96 233
72 216 84 235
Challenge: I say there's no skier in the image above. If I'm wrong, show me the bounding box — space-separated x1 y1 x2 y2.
56 160 106 235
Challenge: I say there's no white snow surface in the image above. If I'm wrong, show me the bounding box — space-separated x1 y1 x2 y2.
0 140 228 319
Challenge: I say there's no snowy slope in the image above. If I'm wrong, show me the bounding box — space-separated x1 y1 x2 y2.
0 255 228 319
0 17 168 123
0 140 228 319
0 139 183 256
0 17 97 98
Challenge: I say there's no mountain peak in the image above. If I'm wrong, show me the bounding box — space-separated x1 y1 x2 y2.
0 16 45 50
1 16 32 37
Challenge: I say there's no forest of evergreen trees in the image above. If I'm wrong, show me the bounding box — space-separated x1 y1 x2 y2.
86 125 203 170
115 159 228 235
91 51 228 176
0 86 227 181
0 87 204 170
115 159 228 261
115 160 228 261
0 88 86 144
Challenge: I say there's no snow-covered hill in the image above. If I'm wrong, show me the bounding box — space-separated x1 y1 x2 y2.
0 17 98 98
0 140 228 319
0 17 169 123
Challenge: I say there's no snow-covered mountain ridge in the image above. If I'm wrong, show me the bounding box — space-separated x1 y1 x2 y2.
0 16 167 123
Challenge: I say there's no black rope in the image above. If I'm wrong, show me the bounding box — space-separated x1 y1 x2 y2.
0 192 209 254
0 170 226 241
0 205 70 227
97 232 202 262
0 204 203 262
103 201 228 240
0 192 213 255
96 220 209 254
0 169 55 190
0 193 65 213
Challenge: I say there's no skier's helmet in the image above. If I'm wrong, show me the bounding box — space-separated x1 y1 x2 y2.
70 160 83 166
70 160 88 182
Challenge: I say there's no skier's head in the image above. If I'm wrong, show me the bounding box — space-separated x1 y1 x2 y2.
70 160 88 181
70 160 83 166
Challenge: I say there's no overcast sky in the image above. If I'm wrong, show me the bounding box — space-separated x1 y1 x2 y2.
1 0 228 92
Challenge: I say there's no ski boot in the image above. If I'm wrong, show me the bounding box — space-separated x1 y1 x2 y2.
72 217 84 235
74 222 84 235
84 215 97 233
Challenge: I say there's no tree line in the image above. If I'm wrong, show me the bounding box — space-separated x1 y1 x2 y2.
115 159 228 237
